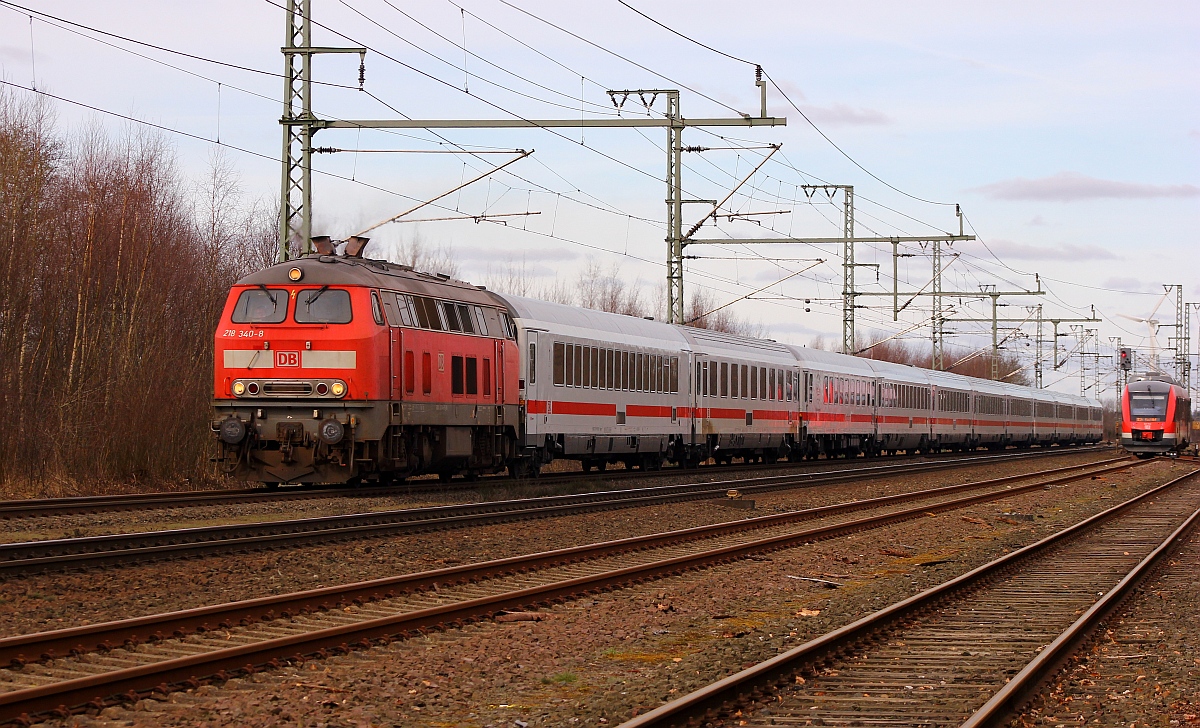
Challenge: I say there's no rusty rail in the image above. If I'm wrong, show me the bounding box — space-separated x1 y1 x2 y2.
0 457 1146 724
0 449 1114 575
617 467 1199 728
0 445 1107 519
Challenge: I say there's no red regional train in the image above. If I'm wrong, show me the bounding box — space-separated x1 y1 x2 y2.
1119 373 1192 457
213 252 1102 484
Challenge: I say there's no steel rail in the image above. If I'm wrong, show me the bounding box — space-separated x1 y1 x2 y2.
0 457 1136 668
0 445 1105 520
0 450 1117 575
0 458 1148 723
616 468 1200 728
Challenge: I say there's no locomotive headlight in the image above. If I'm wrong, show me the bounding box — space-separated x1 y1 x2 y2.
319 418 345 444
288 267 303 281
232 381 246 396
331 381 346 397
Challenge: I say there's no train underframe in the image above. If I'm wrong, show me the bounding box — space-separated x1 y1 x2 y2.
213 399 525 484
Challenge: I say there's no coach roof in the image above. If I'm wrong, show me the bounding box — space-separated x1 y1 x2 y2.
235 256 499 307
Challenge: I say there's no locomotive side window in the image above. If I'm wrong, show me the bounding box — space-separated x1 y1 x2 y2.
295 288 352 324
483 358 492 396
422 352 432 395
457 304 475 334
472 306 488 336
413 296 442 330
451 356 465 395
370 292 384 325
231 288 288 324
404 350 415 394
465 357 478 395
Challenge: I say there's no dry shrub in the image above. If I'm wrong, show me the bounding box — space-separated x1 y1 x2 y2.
0 91 269 497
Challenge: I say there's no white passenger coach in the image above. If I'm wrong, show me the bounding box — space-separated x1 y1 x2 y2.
494 293 1102 473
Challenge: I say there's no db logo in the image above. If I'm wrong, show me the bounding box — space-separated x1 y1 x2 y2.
275 351 300 367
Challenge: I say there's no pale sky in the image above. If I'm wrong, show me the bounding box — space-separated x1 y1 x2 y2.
1 0 1197 398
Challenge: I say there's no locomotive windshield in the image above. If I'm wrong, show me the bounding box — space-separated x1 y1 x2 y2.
295 288 353 323
231 288 288 324
1129 393 1168 419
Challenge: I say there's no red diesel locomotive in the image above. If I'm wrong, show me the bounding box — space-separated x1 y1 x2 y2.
1119 373 1192 456
213 254 522 484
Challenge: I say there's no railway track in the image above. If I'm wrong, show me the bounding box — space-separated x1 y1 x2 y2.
0 445 1107 520
0 456 1154 724
0 449 1115 576
619 468 1200 728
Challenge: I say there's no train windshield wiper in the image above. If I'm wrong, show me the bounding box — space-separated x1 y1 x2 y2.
305 285 330 307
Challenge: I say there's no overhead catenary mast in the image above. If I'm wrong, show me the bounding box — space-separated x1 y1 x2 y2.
277 1 786 323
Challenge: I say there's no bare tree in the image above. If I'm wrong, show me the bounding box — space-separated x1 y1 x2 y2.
685 286 766 337
576 258 646 317
385 229 459 278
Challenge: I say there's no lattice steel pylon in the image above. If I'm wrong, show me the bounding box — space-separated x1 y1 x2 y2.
279 0 312 262
840 186 856 354
665 92 684 326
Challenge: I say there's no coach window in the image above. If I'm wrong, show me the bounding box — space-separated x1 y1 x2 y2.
582 346 592 388
574 345 584 387
710 361 718 397
465 357 478 395
553 343 566 386
451 356 465 395
591 348 599 389
565 344 575 386
719 362 728 397
730 364 739 398
670 357 679 393
422 352 432 395
528 342 537 385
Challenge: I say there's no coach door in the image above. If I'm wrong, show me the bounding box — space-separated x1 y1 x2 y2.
525 329 543 442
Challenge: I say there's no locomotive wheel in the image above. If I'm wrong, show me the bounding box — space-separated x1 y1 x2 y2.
438 472 454 482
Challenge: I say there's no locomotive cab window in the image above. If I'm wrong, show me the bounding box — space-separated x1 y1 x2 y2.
1130 393 1167 419
294 288 352 324
231 288 288 324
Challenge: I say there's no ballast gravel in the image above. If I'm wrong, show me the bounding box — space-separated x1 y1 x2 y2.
0 451 1110 638
0 452 1096 544
1010 524 1200 727
26 458 1190 727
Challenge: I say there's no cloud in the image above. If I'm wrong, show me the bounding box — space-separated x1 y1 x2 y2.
1102 277 1146 292
798 103 890 127
984 238 1117 262
1026 215 1049 227
453 245 578 264
973 171 1200 202
1189 130 1200 141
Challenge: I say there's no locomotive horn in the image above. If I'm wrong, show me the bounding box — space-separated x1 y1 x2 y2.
311 236 335 255
343 236 370 258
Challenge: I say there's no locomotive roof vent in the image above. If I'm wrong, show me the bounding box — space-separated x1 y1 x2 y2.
306 235 370 258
